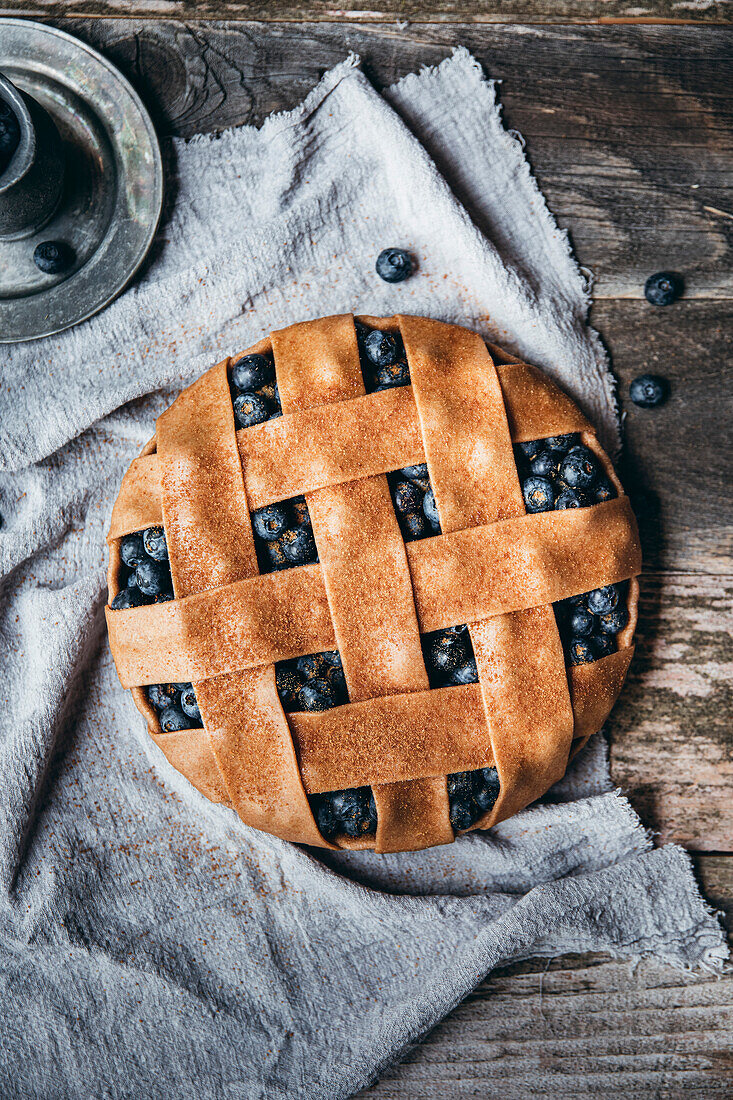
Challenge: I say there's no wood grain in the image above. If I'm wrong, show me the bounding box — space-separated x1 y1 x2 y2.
8 1 733 25
59 21 733 302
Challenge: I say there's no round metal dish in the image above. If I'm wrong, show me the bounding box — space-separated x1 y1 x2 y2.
0 20 163 342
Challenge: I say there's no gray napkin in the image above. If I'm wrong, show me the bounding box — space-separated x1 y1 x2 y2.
0 49 726 1100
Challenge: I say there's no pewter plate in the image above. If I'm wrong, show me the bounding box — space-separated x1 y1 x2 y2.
0 20 163 342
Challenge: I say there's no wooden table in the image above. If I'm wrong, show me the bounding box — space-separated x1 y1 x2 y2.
6 6 732 1094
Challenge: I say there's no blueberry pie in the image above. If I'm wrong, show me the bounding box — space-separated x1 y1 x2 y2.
106 315 640 852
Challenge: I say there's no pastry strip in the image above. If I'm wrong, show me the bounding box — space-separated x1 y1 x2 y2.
155 361 327 847
273 315 453 853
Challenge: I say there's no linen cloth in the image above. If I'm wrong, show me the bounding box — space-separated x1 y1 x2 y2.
0 48 726 1100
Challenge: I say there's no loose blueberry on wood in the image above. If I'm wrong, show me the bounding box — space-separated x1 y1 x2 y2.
629 374 669 409
33 241 75 275
375 248 413 283
644 271 682 307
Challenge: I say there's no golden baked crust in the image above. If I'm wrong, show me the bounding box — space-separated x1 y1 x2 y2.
106 314 641 852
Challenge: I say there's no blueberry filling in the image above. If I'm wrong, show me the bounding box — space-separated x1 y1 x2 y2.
356 323 411 394
229 351 282 427
554 581 630 665
514 434 616 512
386 465 441 541
146 682 203 731
251 496 319 574
110 527 173 609
448 767 501 831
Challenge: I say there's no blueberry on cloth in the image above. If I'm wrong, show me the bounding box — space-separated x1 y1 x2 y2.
629 374 669 409
33 241 75 275
147 683 181 710
180 685 201 721
0 101 20 162
423 487 440 528
159 705 190 733
299 679 337 712
136 558 172 598
252 504 289 541
233 391 270 429
530 450 561 480
110 586 146 610
364 330 400 367
522 476 555 513
231 353 273 392
597 607 629 635
281 526 318 565
402 511 430 540
376 248 413 283
143 525 168 562
644 271 683 307
120 532 146 569
400 464 428 482
559 446 599 491
587 584 620 616
568 638 596 665
392 479 422 514
276 665 304 710
448 658 479 686
555 487 587 510
592 633 617 659
569 606 594 637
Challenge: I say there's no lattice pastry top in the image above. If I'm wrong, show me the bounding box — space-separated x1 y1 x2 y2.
106 314 640 853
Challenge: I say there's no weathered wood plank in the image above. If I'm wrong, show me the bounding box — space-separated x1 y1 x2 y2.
7 1 732 26
358 915 733 1097
58 21 733 301
609 572 733 850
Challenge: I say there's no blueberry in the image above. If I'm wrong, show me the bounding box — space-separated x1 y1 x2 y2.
323 664 348 701
597 607 629 635
392 479 422 514
155 590 175 603
568 638 595 665
252 504 289 541
109 586 146 610
429 633 468 674
147 684 180 710
233 391 270 429
143 526 168 561
296 653 331 680
474 767 500 812
402 511 430 540
530 450 560 480
375 362 410 388
257 381 281 412
592 633 617 659
569 606 594 636
330 789 360 822
265 539 287 571
376 248 413 283
544 434 579 455
33 241 75 275
120 532 146 569
281 526 318 565
231 353 273 391
629 374 669 408
276 665 304 710
522 476 555 513
299 679 337 711
290 498 311 527
423 488 440 528
449 795 476 832
330 787 376 837
447 772 473 799
517 439 543 463
559 447 599 491
180 684 201 721
587 585 620 616
644 271 682 307
136 558 172 598
0 101 20 162
314 797 338 840
400 464 428 482
448 658 479 685
363 330 400 367
159 705 190 733
124 570 139 589
555 488 587 510
593 479 615 503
